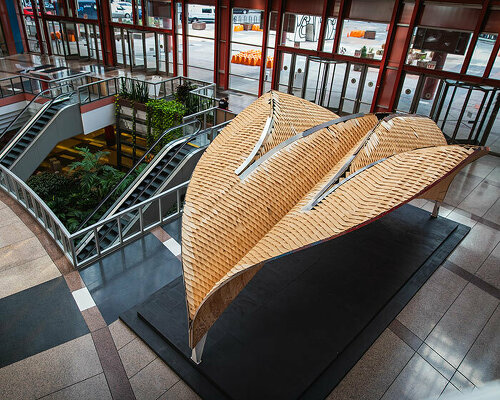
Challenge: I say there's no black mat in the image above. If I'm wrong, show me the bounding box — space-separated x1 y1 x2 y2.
0 277 89 368
121 205 469 400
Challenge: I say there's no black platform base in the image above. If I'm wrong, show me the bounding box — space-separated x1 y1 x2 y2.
121 205 469 400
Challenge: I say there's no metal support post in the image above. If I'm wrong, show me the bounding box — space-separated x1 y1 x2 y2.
431 201 441 218
191 333 207 364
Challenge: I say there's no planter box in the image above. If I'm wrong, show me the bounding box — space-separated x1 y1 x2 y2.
192 22 206 30
243 23 253 31
117 97 148 112
364 30 376 40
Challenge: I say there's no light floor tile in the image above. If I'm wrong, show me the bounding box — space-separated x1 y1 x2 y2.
130 358 179 400
163 238 181 257
40 373 112 400
118 337 157 378
0 333 102 399
109 319 137 351
72 287 96 311
0 254 60 299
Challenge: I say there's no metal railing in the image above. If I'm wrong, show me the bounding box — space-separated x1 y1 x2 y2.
0 83 75 141
0 164 74 261
77 75 217 108
70 180 189 268
0 161 188 269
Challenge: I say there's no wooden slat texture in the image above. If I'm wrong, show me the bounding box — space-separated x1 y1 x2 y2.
181 91 488 348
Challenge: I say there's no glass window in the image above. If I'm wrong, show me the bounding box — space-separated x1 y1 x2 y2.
339 19 388 60
467 33 497 77
322 17 337 52
185 4 214 81
406 27 472 73
76 0 98 19
280 13 321 50
145 0 171 28
229 8 263 94
490 48 500 80
110 0 133 24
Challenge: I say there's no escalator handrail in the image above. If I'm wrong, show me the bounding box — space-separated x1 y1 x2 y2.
111 119 232 222
75 119 202 231
0 83 75 140
0 90 76 161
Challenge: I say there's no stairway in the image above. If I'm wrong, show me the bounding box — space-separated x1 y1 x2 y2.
76 142 199 262
0 100 68 169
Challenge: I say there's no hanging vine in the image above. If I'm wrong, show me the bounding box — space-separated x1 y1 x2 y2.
146 99 187 154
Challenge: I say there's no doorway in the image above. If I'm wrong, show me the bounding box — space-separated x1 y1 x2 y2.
277 53 379 115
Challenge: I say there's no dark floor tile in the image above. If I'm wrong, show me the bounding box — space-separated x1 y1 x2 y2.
389 319 422 351
0 277 89 368
82 306 108 332
80 233 182 324
92 327 135 400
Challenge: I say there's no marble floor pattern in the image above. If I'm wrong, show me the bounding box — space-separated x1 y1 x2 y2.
0 151 498 397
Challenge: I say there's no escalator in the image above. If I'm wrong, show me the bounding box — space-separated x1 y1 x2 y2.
75 120 230 263
0 98 70 168
0 86 83 181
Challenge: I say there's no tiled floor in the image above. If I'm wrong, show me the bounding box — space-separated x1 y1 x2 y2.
0 150 499 398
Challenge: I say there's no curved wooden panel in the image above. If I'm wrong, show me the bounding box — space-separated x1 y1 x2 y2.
181 91 488 348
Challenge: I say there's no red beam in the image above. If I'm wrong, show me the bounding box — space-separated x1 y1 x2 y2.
370 0 402 112
404 64 500 89
258 0 270 96
460 0 489 75
141 0 147 27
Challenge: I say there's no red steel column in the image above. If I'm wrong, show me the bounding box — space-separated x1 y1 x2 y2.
317 0 332 53
372 0 422 112
223 0 231 89
96 0 114 66
370 0 401 112
171 0 178 76
15 0 29 53
132 0 138 26
213 0 219 84
271 0 284 89
0 0 18 54
181 0 187 76
332 0 346 55
258 0 270 95
484 34 500 79
461 0 490 75
29 0 45 54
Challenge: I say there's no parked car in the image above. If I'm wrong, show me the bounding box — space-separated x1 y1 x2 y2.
187 5 215 23
77 0 98 19
111 1 133 19
23 6 52 21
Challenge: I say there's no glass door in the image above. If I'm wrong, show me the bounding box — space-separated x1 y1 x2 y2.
127 31 146 71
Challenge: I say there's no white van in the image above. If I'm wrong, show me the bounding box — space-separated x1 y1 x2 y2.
187 5 215 23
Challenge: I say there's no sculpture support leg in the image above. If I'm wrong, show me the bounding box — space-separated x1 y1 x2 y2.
431 201 441 218
191 333 207 364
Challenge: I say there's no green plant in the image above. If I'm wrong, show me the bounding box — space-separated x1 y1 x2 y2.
146 99 187 153
27 172 77 201
119 79 149 103
360 46 367 58
69 147 124 201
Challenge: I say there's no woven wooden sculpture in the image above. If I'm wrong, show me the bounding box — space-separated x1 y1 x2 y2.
181 91 488 360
